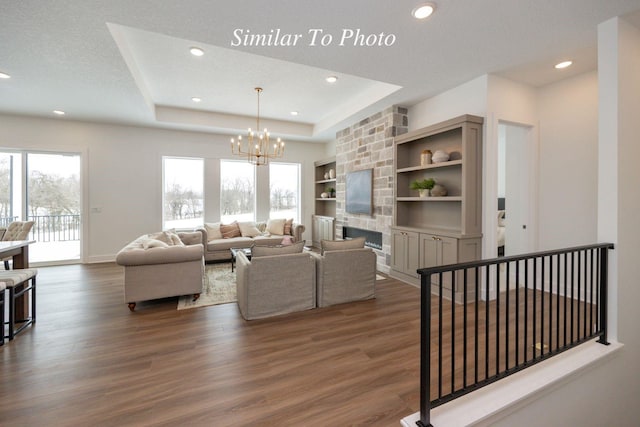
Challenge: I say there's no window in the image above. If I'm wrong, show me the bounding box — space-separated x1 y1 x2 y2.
269 162 300 222
162 157 204 229
220 160 255 223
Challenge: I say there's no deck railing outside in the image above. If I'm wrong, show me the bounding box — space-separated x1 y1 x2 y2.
29 214 81 242
416 243 614 427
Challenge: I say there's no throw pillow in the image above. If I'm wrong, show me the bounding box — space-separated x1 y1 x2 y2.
252 241 305 257
497 210 506 227
142 238 169 249
204 222 223 240
266 218 286 235
149 231 174 245
283 218 294 235
220 222 241 239
321 237 366 254
238 221 262 237
166 231 185 246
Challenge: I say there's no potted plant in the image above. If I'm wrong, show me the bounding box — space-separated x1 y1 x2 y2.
326 187 335 198
410 178 435 197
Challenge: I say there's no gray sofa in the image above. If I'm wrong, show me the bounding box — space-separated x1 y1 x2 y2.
235 245 316 320
115 230 204 311
198 220 305 262
310 238 377 307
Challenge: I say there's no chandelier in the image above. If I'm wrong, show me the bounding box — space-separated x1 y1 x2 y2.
230 87 285 166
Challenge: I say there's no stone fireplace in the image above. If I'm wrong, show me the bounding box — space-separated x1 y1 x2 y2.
335 106 408 272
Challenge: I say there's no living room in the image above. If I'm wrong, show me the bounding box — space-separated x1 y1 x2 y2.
2 2 640 426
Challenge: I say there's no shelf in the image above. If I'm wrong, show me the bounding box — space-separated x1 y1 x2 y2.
315 198 336 201
396 160 462 173
397 196 462 202
315 178 337 184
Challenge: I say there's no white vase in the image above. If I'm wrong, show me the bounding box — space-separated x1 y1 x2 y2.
419 189 429 197
329 168 335 179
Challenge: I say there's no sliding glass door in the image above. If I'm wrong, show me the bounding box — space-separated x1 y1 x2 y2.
26 153 81 263
1 150 81 264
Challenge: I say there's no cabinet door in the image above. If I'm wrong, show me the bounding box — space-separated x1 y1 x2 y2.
405 231 420 278
391 230 419 277
420 233 459 290
391 230 407 273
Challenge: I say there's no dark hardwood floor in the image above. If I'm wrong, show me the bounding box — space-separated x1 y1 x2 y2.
0 263 422 426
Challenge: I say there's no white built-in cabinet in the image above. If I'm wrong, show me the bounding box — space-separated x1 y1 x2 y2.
390 115 483 301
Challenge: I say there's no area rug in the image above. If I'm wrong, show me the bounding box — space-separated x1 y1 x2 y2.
177 263 236 310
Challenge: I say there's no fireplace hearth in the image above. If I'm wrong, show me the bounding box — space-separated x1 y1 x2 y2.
342 226 382 250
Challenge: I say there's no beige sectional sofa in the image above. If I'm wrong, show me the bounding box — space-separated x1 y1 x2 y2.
198 219 305 262
115 230 204 311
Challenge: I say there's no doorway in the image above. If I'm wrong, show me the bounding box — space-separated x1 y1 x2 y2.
0 151 81 264
497 122 534 257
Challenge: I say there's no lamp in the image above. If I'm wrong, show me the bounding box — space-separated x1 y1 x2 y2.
230 87 285 166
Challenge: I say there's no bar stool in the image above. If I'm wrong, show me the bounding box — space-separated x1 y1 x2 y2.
0 281 5 346
0 268 37 340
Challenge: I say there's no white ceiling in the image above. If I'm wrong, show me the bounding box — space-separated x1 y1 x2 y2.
1 0 640 143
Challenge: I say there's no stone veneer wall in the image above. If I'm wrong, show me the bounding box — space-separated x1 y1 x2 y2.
335 106 408 272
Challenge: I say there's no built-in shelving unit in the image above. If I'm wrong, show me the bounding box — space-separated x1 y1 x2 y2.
312 157 336 247
390 115 484 302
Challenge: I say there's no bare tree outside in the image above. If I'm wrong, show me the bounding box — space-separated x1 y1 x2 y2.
163 157 204 229
269 163 299 221
220 160 255 223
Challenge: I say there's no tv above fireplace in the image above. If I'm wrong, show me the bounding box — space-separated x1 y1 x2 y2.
346 168 373 215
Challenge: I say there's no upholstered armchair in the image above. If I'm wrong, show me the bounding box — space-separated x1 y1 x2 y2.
310 238 377 308
0 221 35 269
235 244 316 320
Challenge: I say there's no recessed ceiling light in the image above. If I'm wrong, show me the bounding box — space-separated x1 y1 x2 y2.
0 71 10 79
290 111 299 116
555 60 573 69
191 97 202 103
412 3 436 19
190 47 204 57
326 76 338 83
53 110 65 115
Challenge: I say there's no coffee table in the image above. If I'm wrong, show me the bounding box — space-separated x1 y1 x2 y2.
230 247 252 272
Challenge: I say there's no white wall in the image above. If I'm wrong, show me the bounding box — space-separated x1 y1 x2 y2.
0 114 326 262
408 75 488 131
537 71 599 249
487 16 640 427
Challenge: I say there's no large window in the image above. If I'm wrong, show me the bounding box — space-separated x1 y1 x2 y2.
220 160 255 223
163 157 204 229
269 162 300 222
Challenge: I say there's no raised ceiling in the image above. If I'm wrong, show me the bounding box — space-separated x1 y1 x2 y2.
1 0 640 142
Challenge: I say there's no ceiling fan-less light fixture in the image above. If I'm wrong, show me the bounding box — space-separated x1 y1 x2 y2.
230 87 285 166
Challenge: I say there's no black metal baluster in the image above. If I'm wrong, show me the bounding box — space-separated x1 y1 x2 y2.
438 272 443 399
485 265 490 379
505 260 510 370
496 261 500 375
533 258 538 359
463 268 468 389
583 250 588 339
597 247 610 345
451 271 456 394
578 250 582 341
548 255 553 353
515 259 520 366
474 266 479 385
556 253 561 351
419 272 432 427
564 252 568 348
590 249 595 337
524 259 529 363
571 251 575 344
541 256 545 356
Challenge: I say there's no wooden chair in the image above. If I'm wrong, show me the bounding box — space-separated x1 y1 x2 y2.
0 268 37 340
0 221 35 269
